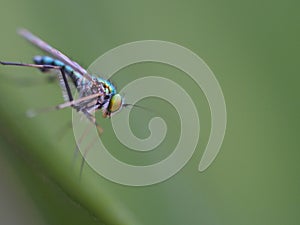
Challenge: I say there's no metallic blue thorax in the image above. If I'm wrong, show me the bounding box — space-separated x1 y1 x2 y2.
96 77 116 96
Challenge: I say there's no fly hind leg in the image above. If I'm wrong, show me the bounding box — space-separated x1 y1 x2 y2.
0 60 73 102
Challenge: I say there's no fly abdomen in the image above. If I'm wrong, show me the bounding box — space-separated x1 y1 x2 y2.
33 55 80 86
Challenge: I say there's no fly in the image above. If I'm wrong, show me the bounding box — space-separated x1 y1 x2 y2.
0 29 123 134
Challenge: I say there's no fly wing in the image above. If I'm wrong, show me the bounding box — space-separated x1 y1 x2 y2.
18 28 94 82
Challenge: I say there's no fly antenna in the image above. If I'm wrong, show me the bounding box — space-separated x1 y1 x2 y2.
122 103 158 115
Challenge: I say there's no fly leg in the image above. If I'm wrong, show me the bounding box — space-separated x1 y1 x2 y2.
0 61 74 102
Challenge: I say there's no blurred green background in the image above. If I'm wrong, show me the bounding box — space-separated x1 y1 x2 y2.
0 0 299 225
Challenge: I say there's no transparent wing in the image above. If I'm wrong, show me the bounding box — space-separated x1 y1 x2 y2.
18 28 94 82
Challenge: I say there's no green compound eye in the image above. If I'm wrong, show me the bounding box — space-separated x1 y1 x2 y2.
109 94 122 112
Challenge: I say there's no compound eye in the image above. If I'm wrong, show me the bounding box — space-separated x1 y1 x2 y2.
109 94 122 112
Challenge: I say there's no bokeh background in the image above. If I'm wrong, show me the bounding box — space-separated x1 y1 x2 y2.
0 0 299 225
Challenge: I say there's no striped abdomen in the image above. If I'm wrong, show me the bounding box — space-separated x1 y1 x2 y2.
33 55 81 87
